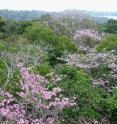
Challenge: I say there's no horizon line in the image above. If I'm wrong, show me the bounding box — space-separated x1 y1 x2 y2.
0 9 117 13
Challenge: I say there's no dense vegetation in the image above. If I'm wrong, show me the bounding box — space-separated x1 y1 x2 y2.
0 11 117 124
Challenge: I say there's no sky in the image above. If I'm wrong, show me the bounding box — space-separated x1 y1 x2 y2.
0 0 117 12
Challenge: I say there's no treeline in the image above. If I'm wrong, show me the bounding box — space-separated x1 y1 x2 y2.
0 9 109 23
0 9 46 20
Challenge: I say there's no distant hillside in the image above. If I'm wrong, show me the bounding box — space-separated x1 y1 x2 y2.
0 9 46 20
0 9 90 21
0 9 113 23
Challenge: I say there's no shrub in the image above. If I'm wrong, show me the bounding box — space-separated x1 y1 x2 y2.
24 23 77 65
33 64 52 76
0 41 7 51
0 58 21 96
0 16 5 25
0 59 7 86
56 65 108 122
96 35 117 53
104 19 117 34
24 24 77 55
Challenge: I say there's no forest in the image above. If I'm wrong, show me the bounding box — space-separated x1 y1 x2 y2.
0 10 117 124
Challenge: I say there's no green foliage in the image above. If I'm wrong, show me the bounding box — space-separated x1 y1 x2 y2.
3 20 32 35
0 59 21 96
111 90 117 124
24 23 52 42
56 65 117 123
0 16 6 32
104 19 117 34
11 21 32 34
96 35 117 53
24 23 77 65
100 91 117 124
0 16 6 27
90 64 117 88
56 65 108 121
90 64 110 79
33 64 52 76
24 23 76 52
4 69 21 97
0 59 7 86
0 41 7 51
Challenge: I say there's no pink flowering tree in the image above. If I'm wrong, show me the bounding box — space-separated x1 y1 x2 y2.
64 50 117 91
0 63 76 124
73 29 103 49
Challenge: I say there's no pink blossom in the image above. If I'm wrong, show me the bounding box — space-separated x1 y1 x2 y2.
0 64 76 123
0 108 10 116
52 87 62 93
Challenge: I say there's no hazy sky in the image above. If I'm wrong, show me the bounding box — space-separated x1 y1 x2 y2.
0 0 117 12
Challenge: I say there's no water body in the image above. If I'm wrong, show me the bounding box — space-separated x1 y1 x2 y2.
99 16 117 20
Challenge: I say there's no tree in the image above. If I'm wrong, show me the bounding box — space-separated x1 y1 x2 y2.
96 35 117 53
24 23 77 65
104 19 117 34
0 16 5 27
0 16 6 32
